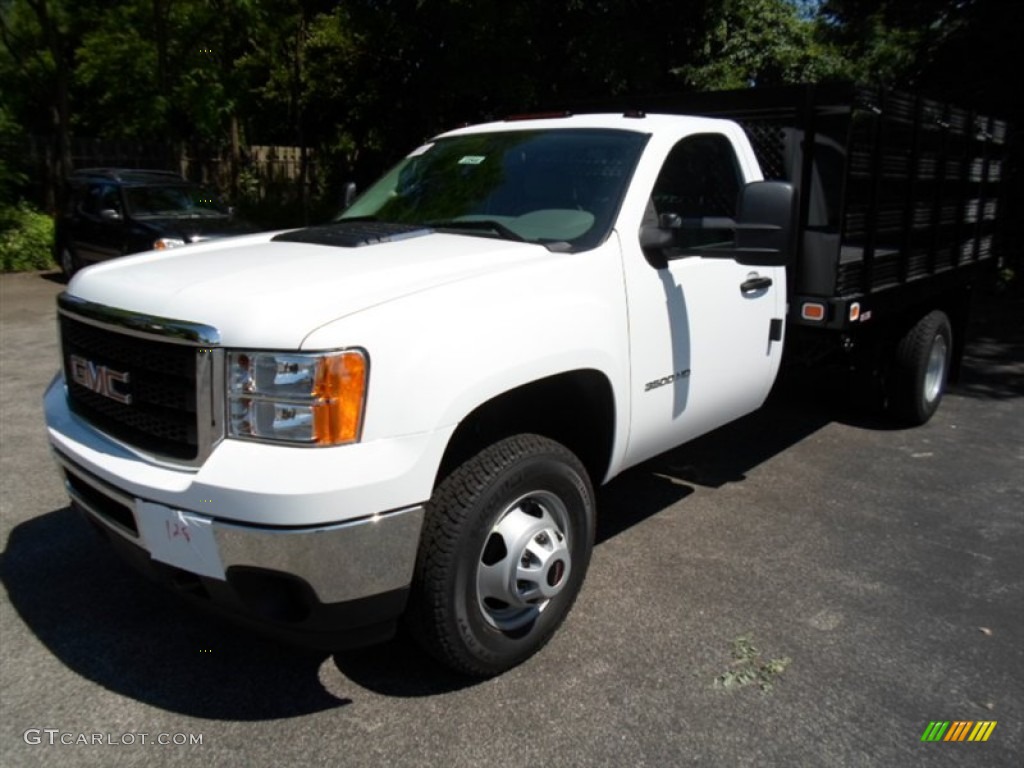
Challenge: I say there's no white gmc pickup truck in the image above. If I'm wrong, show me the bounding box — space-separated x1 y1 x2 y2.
44 85 1005 676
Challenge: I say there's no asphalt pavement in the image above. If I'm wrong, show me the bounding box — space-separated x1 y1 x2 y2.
1 270 1021 767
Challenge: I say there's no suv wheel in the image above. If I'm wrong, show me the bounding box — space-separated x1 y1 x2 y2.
59 245 79 280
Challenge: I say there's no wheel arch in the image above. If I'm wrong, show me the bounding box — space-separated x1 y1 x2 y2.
435 369 616 489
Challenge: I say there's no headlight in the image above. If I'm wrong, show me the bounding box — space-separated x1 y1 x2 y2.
227 350 367 445
153 237 186 250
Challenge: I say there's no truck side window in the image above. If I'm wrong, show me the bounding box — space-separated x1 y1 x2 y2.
652 133 742 250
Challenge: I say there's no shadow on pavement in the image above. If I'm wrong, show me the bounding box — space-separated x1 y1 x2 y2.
331 636 474 696
38 270 66 285
954 287 1024 400
1 508 348 720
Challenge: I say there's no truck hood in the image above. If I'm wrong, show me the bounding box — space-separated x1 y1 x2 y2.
67 231 550 348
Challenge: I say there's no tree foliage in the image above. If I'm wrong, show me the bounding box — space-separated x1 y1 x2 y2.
0 0 1018 216
0 201 54 270
677 0 847 89
818 0 1023 116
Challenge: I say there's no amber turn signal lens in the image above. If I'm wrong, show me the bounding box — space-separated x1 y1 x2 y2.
312 352 368 445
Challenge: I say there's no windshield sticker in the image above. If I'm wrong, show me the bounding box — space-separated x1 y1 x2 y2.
458 155 486 165
407 142 434 157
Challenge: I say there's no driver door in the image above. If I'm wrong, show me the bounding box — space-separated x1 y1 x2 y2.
621 132 786 467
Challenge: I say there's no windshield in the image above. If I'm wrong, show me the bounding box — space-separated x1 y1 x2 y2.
339 128 649 250
124 184 228 218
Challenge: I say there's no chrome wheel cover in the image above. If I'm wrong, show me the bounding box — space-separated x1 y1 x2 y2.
476 490 572 631
924 333 949 404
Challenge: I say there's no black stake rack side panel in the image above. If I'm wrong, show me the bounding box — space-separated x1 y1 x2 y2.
576 84 1008 314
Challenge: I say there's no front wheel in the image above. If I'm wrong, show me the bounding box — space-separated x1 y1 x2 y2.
408 434 595 677
889 310 953 425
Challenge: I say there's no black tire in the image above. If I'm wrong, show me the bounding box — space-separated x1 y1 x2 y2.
59 244 79 280
889 310 953 425
408 434 595 677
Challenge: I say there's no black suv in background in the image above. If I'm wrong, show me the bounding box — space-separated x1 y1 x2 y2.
55 169 259 278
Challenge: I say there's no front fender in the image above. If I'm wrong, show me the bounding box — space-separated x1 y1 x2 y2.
300 239 631 455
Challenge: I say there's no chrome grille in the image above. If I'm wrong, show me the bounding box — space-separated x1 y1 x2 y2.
57 294 223 464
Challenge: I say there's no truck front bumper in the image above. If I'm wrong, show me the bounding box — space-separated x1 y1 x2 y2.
55 448 424 648
44 373 438 649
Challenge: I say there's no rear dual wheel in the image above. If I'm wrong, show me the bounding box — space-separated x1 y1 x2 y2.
408 434 594 677
889 310 953 426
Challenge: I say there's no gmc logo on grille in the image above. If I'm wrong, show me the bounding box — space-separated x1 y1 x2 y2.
69 354 132 405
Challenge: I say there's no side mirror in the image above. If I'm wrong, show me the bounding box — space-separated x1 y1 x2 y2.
639 213 682 269
734 181 795 267
658 212 682 230
99 208 122 221
342 181 357 210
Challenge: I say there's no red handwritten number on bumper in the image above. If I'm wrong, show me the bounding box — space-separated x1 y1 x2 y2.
166 519 191 543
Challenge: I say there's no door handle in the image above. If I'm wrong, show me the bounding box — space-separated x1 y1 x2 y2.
740 276 773 294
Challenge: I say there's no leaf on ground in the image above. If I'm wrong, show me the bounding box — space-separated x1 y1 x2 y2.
714 634 790 695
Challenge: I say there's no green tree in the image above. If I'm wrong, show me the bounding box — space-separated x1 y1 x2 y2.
818 0 1023 113
73 1 168 138
74 0 268 188
2 0 1018 231
0 104 26 205
0 0 79 210
815 0 966 85
676 0 846 89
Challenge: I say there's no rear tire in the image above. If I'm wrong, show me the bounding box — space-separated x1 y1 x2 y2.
408 434 595 677
889 310 952 425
